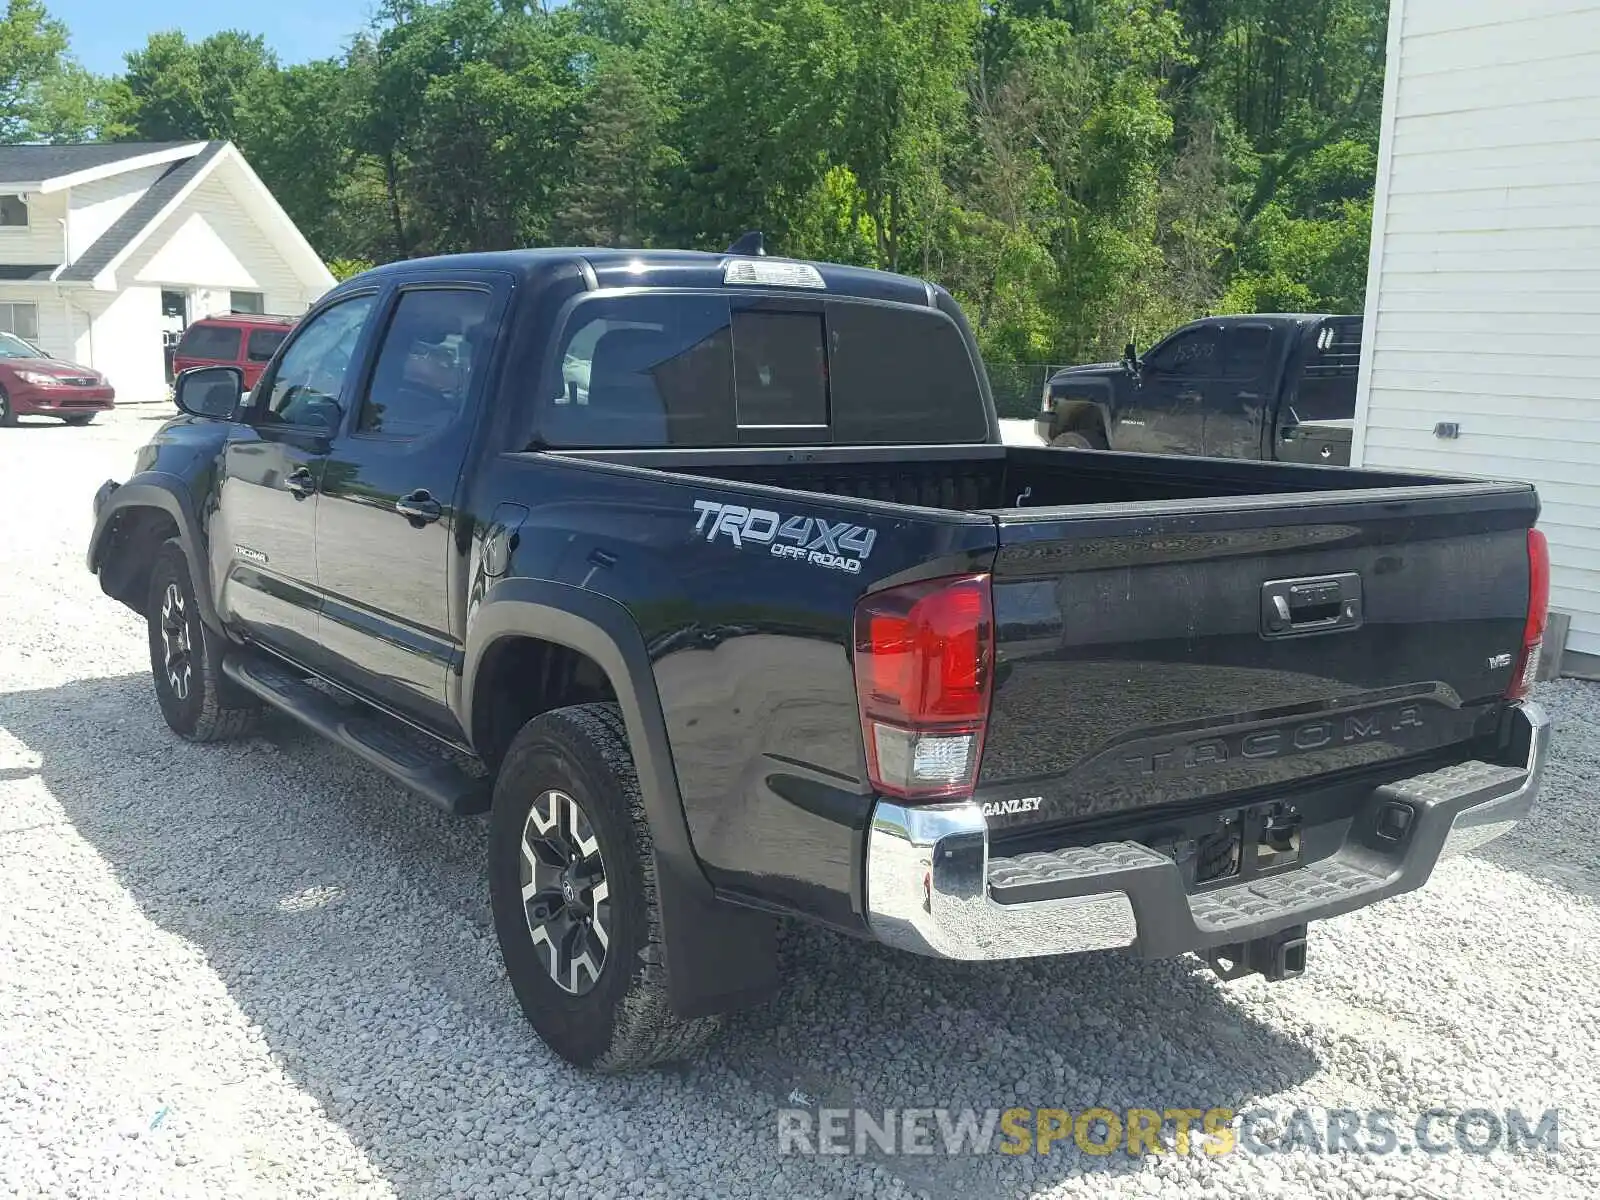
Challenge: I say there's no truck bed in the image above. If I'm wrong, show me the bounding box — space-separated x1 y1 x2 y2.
569 442 1465 513
550 442 1536 859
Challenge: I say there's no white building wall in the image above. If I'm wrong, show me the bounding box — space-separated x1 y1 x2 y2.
65 164 171 262
0 286 73 359
124 171 321 315
0 190 67 265
1355 0 1600 659
79 286 166 401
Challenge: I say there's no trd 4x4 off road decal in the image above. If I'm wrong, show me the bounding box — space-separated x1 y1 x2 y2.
692 499 877 574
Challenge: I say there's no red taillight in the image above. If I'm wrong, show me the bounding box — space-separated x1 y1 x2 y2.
854 574 993 799
1507 529 1550 700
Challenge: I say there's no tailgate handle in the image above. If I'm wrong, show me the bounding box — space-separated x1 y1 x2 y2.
1261 573 1363 639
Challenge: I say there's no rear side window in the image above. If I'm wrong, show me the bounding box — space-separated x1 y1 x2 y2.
178 324 242 361
539 293 985 447
246 328 288 362
1226 326 1273 377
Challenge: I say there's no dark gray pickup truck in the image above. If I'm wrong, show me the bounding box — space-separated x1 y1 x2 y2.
88 249 1551 1071
1036 314 1361 465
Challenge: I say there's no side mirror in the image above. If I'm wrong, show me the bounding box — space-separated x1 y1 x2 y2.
1123 341 1139 371
174 365 244 420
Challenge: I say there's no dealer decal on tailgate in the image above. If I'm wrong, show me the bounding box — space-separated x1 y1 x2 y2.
692 499 878 574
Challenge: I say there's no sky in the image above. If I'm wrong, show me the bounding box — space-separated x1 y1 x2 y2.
52 0 379 75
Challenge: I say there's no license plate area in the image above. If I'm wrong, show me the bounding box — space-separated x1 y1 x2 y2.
1165 801 1305 892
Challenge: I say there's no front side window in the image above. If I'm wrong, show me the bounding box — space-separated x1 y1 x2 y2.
0 302 39 341
0 195 27 227
178 324 242 361
358 288 491 438
1146 328 1221 377
262 294 377 429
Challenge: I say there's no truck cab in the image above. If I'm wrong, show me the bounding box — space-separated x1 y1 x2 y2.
1036 314 1362 464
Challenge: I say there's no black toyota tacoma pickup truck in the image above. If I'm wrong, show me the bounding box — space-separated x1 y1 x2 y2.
1035 314 1361 465
88 249 1552 1072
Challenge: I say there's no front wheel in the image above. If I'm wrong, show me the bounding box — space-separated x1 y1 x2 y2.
0 387 14 427
489 703 720 1071
145 540 258 741
62 413 95 426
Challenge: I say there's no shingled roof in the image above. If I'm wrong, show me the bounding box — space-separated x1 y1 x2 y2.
0 142 204 186
56 142 227 284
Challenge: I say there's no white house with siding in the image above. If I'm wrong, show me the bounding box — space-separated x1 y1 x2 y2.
1353 0 1600 676
0 141 334 401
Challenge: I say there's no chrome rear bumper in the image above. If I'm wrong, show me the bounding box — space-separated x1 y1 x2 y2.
864 701 1551 961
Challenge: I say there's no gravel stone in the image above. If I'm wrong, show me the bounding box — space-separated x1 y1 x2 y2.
2 406 1599 1198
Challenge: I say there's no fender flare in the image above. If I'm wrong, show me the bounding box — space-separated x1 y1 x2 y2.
88 473 220 630
461 578 778 1017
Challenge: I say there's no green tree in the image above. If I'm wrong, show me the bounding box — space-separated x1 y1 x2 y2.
83 0 1394 350
111 30 278 143
552 49 673 246
0 0 100 142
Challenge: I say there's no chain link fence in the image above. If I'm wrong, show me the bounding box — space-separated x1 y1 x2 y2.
985 363 1066 420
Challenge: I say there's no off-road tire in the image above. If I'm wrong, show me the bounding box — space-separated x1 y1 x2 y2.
146 540 258 741
489 702 721 1071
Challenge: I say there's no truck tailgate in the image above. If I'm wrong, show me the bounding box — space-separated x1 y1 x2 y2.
977 481 1540 831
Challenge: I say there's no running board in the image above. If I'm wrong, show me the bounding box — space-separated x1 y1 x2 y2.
223 652 490 816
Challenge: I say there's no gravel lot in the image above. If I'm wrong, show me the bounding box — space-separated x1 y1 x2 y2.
2 405 1598 1199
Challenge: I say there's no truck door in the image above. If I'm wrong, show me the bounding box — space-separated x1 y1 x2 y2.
1202 321 1277 458
312 281 507 734
1121 324 1221 454
212 292 380 666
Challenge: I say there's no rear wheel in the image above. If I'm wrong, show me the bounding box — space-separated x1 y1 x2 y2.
1052 423 1108 450
489 702 720 1071
145 541 258 741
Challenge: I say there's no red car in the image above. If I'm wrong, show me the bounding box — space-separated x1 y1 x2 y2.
172 312 296 391
0 332 115 426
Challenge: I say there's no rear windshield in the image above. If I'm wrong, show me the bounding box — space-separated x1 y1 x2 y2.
247 328 288 362
538 292 988 447
178 324 242 361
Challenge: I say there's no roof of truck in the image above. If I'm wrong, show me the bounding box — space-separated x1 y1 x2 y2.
352 248 941 307
1195 313 1360 325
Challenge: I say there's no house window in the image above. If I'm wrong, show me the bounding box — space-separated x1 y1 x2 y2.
231 291 265 314
0 195 27 227
0 302 39 341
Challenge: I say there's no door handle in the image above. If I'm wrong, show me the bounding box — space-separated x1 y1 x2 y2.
395 488 442 527
1261 573 1363 639
285 467 316 499
1178 390 1203 403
